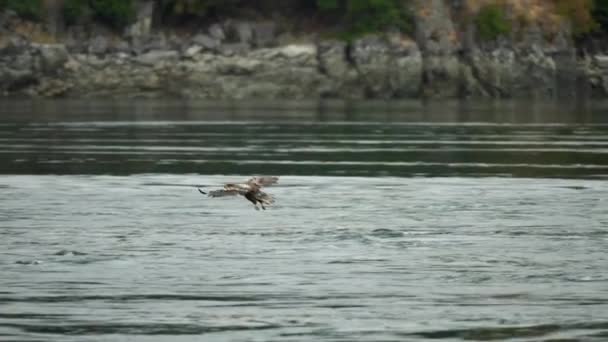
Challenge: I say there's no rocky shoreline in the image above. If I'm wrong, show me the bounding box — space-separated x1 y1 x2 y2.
2 2 608 100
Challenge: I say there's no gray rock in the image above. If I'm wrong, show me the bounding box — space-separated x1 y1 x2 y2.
7 49 35 70
225 20 253 45
37 44 69 73
317 40 350 79
208 23 225 41
135 50 179 66
219 43 250 56
351 35 422 98
252 22 276 48
183 45 203 59
127 0 154 37
595 55 608 69
89 36 109 55
141 35 170 53
0 35 30 57
0 67 37 90
37 79 72 97
192 34 219 51
215 58 263 75
111 40 131 54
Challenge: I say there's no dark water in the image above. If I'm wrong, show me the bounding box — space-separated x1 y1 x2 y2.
1 100 608 341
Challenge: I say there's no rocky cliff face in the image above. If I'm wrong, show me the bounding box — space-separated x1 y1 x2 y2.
0 0 607 99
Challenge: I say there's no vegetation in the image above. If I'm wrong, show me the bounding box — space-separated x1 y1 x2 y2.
63 0 86 26
474 4 511 41
0 0 42 20
61 0 134 29
5 0 608 43
554 0 596 35
593 0 608 32
316 0 413 39
89 0 134 29
159 0 241 18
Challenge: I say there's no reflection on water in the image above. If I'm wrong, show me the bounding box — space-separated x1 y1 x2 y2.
0 99 607 178
1 100 608 341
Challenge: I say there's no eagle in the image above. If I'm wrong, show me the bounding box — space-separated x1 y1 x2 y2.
198 176 279 210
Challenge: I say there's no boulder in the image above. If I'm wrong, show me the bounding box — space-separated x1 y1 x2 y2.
224 20 253 45
37 44 69 73
317 40 350 79
208 24 225 41
252 22 276 48
183 45 203 59
0 67 37 91
126 0 154 37
219 43 250 56
135 50 179 66
192 34 220 51
89 36 109 55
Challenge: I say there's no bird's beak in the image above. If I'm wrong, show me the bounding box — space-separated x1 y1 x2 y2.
198 188 207 195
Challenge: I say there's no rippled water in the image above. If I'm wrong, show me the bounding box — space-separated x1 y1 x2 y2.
1 100 608 341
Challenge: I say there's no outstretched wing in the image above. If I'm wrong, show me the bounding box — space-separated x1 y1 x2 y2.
248 176 279 188
255 190 275 204
207 189 242 197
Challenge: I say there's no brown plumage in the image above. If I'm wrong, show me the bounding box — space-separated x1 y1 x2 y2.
198 176 279 210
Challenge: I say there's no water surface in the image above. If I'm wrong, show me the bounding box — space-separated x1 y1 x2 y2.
1 100 607 341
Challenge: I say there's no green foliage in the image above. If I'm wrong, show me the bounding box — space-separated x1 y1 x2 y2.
159 0 242 19
89 0 134 29
63 0 87 25
595 0 608 32
61 0 133 28
475 4 511 41
317 0 340 11
316 0 413 40
0 0 42 20
554 0 596 36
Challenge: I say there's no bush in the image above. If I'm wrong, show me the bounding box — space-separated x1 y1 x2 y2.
595 0 608 32
554 0 596 35
0 0 42 20
62 0 87 25
317 0 413 40
159 0 242 20
475 4 511 41
89 0 134 29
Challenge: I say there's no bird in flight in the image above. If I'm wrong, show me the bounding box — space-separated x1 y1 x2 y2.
198 176 279 210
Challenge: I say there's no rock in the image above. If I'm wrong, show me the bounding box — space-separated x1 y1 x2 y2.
133 73 161 90
208 23 225 41
135 50 179 66
141 34 170 53
317 40 350 79
252 22 276 48
192 33 219 51
225 20 253 45
219 43 250 56
37 44 69 73
277 44 316 59
0 35 30 57
89 36 109 55
594 55 608 69
127 0 154 37
108 39 131 54
183 45 203 58
0 68 37 91
37 79 72 97
215 58 263 75
64 58 81 72
11 51 37 71
351 35 422 98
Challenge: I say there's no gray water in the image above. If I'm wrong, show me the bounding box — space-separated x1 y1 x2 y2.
1 100 608 341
